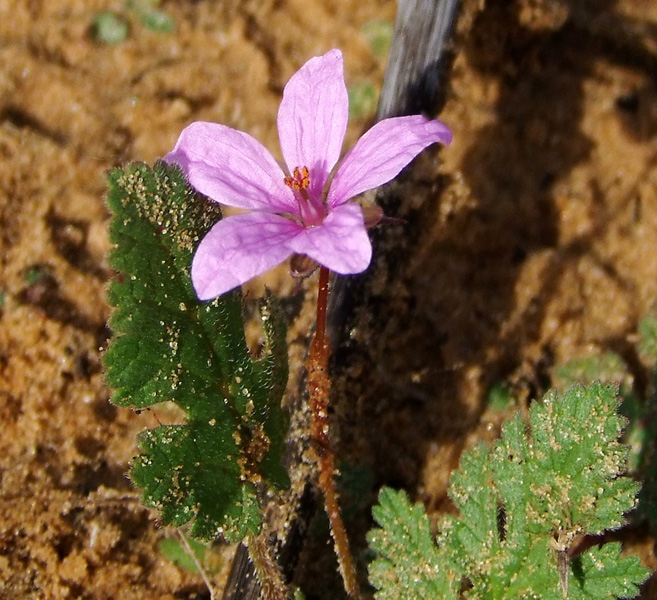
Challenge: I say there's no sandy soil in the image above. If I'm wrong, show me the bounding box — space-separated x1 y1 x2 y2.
1 0 657 598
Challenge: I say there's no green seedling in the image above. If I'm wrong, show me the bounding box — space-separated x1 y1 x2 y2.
91 12 130 45
362 20 394 59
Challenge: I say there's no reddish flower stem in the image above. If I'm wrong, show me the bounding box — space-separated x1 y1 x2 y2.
306 266 360 599
314 265 330 348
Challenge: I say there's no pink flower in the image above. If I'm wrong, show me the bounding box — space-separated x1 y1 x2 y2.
165 49 452 301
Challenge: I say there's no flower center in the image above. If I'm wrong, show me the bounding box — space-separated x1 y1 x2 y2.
283 165 326 227
284 166 310 191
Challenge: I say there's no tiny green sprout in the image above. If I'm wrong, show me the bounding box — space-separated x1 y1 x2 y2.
362 20 394 58
348 81 378 120
91 12 130 45
0 290 6 309
638 313 657 366
140 9 174 32
23 264 52 286
125 0 174 33
486 381 513 412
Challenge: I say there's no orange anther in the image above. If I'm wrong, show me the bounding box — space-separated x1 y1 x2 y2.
284 166 310 191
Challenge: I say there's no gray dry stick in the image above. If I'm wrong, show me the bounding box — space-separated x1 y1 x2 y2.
327 0 459 345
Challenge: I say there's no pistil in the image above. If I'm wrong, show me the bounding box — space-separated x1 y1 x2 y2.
284 166 326 226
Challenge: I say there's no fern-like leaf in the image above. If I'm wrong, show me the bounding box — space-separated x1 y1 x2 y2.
368 488 458 600
368 383 650 599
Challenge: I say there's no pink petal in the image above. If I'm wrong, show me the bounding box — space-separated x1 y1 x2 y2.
191 212 301 300
288 203 372 274
277 49 349 199
165 121 297 214
327 115 452 206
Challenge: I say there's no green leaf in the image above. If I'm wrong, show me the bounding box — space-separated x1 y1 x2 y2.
159 536 207 574
553 352 632 395
104 162 289 542
569 543 650 600
553 349 645 473
368 384 650 599
368 488 458 600
518 385 637 535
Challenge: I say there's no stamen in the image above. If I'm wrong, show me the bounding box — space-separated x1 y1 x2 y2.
284 166 310 191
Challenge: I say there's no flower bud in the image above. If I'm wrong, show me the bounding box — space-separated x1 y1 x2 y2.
290 253 319 279
361 205 384 228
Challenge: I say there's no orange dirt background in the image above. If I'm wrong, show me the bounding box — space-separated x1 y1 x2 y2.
1 0 657 598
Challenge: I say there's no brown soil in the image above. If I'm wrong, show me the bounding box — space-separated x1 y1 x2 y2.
1 1 657 599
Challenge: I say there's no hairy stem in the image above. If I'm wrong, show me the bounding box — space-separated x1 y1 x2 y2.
246 528 288 600
307 266 360 598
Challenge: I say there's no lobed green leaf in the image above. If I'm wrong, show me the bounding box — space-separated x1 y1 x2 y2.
104 162 289 541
